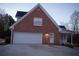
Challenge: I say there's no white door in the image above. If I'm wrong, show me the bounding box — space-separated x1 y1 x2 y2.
50 33 54 43
13 32 42 44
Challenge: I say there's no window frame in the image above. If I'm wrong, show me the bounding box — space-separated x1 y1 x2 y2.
33 17 43 26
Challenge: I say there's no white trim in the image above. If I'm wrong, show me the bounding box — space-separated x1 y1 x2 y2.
33 17 43 26
65 34 67 44
50 33 54 43
10 3 61 31
39 4 61 31
10 4 38 30
71 33 73 45
60 30 72 33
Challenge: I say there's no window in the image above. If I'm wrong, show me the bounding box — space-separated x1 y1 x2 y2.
33 17 42 26
50 33 54 38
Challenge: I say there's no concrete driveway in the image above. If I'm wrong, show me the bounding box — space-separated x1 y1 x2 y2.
0 44 79 56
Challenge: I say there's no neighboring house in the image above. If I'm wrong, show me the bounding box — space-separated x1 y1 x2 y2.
15 11 28 21
10 4 72 45
59 25 73 45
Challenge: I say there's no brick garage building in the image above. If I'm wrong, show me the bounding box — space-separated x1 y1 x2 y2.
10 4 72 45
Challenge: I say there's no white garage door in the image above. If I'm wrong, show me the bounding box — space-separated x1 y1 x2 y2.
13 32 42 44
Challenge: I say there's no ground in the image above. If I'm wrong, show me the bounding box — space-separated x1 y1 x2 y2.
0 44 79 56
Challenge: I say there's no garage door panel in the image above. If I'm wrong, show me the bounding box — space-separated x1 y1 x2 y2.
13 32 42 44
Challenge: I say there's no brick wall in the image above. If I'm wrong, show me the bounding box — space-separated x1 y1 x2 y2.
13 7 61 45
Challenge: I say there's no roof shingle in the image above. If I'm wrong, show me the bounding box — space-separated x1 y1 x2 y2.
15 11 28 17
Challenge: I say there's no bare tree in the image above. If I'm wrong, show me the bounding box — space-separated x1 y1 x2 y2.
70 10 79 34
0 14 4 32
3 14 15 31
0 8 6 15
0 8 15 31
0 8 15 43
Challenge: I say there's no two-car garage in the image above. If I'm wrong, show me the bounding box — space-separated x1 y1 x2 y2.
13 32 42 44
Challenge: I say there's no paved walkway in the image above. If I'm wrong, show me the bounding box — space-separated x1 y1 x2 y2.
0 44 79 56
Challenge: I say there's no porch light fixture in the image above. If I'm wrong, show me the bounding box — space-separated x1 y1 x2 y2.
45 33 49 38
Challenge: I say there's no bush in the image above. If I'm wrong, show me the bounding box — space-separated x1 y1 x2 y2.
73 34 79 45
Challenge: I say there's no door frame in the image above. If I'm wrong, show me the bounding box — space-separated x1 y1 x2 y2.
50 33 54 44
43 33 50 44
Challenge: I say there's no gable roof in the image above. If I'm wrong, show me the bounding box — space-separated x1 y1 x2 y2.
10 4 61 31
59 25 66 30
15 11 28 17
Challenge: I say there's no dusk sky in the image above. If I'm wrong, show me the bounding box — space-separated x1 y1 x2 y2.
0 3 79 25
